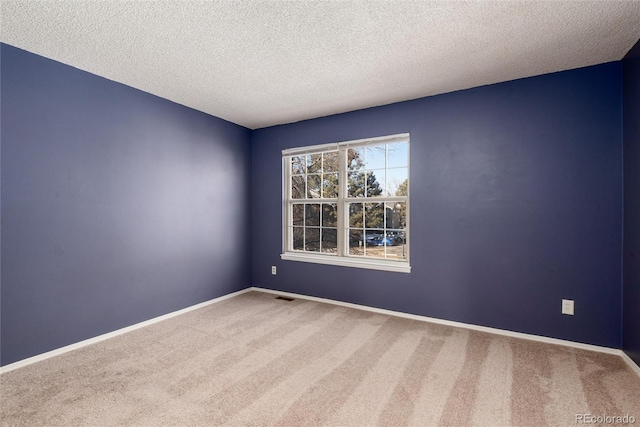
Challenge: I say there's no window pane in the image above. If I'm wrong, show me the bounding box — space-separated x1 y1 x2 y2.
363 230 384 246
305 227 320 252
385 202 406 230
349 229 364 256
386 230 407 259
305 204 320 226
347 171 367 197
321 228 337 253
308 154 322 174
387 142 408 168
307 174 321 198
322 203 337 227
366 170 385 197
349 203 364 228
291 156 305 174
323 152 338 172
386 230 407 246
387 168 408 196
322 173 338 198
365 203 384 228
366 144 386 170
291 175 305 199
292 227 304 251
364 234 386 258
348 148 365 171
292 204 304 226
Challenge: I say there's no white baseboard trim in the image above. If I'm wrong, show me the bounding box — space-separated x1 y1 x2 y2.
251 287 627 358
621 351 640 377
4 286 638 378
0 287 252 375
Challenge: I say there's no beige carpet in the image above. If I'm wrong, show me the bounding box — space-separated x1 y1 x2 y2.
1 291 639 426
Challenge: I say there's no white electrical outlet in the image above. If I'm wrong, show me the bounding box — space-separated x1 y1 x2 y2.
271 266 277 275
562 299 574 315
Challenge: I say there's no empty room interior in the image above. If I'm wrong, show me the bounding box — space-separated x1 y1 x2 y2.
1 1 640 426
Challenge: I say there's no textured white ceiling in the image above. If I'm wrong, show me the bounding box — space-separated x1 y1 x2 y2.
1 1 639 129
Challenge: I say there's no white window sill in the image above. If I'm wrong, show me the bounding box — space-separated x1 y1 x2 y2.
281 252 411 273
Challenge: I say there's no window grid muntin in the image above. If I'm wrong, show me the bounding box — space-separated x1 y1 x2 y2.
289 201 338 255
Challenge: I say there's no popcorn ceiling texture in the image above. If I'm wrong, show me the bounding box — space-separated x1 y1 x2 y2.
1 1 639 129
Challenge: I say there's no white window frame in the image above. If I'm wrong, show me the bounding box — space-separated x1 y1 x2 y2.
281 133 411 273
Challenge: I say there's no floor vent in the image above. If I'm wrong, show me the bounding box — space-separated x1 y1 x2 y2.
275 296 295 301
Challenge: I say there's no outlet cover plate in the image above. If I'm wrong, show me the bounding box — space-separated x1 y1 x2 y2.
562 299 574 315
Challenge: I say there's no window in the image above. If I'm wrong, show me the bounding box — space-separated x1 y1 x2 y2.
282 134 410 273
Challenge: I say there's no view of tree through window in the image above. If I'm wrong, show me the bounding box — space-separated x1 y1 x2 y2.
283 135 409 268
346 143 408 260
290 152 339 253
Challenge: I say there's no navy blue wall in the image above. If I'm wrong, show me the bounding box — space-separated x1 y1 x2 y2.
1 42 630 366
623 40 640 366
0 44 252 366
252 63 623 348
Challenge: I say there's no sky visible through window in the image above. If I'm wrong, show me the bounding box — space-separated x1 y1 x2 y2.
348 142 408 197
